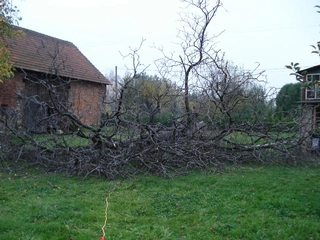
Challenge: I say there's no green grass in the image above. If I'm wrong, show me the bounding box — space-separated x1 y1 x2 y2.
225 131 298 145
18 134 92 148
0 166 319 239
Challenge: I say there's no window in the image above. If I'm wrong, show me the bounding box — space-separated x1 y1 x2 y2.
306 74 320 99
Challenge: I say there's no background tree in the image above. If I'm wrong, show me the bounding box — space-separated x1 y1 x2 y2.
122 73 181 124
196 61 268 125
275 83 302 119
0 0 22 82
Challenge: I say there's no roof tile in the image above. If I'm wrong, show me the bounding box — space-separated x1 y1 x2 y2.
4 26 111 85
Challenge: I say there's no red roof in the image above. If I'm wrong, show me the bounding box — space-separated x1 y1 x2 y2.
4 26 111 85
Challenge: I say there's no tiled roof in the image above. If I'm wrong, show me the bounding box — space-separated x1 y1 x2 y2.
4 26 111 85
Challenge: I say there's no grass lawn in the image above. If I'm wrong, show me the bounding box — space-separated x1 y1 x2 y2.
0 166 319 239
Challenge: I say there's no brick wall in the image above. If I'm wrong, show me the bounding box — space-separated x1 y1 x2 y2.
0 71 107 129
69 80 106 125
0 71 24 108
0 71 25 130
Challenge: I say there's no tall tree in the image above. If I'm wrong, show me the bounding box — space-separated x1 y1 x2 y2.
0 0 22 82
275 83 302 118
156 0 222 125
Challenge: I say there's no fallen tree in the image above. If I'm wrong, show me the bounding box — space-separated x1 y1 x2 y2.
1 0 317 178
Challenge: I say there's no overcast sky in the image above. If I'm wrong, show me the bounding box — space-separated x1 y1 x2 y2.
14 0 320 89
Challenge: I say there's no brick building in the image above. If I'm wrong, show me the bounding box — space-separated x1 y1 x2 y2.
0 27 111 132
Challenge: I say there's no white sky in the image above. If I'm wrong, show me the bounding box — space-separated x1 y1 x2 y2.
14 0 320 90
